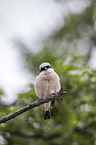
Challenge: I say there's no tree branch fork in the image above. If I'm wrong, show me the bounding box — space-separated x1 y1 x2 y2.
0 90 67 124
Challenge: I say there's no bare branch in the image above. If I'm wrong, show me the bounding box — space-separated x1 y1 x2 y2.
0 90 67 124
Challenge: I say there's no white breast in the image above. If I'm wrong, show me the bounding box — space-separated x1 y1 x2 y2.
34 71 61 99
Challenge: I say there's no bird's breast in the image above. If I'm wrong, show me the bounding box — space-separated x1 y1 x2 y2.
35 71 60 98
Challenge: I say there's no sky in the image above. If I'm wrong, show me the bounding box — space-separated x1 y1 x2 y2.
0 0 66 104
0 0 94 104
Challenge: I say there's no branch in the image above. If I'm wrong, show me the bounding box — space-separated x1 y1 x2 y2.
0 90 67 124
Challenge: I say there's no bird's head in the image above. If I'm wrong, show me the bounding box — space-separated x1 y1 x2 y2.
39 62 54 74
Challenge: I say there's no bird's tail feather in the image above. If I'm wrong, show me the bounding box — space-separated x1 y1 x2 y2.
44 102 51 120
44 110 51 120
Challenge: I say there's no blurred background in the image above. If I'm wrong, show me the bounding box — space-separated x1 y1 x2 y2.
0 0 96 145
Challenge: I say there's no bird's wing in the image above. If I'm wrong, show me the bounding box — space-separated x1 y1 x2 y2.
34 75 48 98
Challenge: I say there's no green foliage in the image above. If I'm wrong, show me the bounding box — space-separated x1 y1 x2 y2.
0 63 96 145
1 0 96 145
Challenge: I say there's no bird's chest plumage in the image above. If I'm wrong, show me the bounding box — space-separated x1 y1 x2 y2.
35 71 60 98
41 74 57 94
43 73 55 85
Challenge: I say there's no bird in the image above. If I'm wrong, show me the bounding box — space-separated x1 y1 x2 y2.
34 62 61 120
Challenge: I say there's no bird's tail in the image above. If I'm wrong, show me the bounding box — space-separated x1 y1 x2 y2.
44 102 51 120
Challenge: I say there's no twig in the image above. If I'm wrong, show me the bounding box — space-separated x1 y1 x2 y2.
0 90 67 124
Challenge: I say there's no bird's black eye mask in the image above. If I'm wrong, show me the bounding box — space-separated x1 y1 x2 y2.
40 65 52 73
